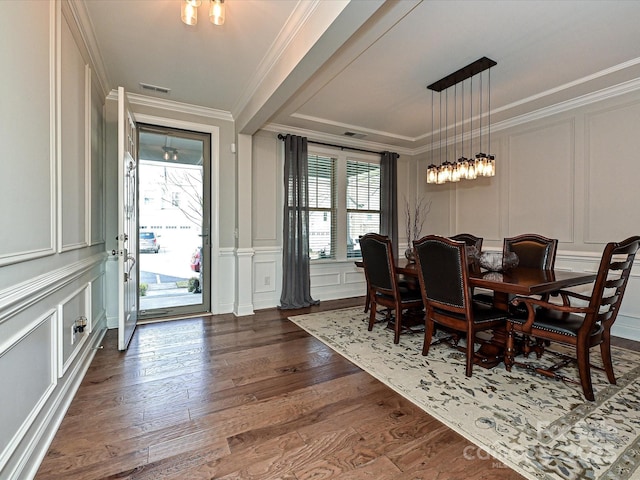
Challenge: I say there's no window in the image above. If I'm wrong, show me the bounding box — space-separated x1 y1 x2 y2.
307 149 380 260
308 155 336 259
346 159 380 258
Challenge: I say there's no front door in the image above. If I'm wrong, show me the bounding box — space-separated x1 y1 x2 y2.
136 124 211 320
117 87 138 350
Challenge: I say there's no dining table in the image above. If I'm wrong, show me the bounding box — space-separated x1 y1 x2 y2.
362 257 599 368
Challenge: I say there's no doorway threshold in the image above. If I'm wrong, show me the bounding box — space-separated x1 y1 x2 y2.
137 312 213 325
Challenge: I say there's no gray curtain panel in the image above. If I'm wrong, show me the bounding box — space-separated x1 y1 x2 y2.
279 134 320 309
380 151 399 256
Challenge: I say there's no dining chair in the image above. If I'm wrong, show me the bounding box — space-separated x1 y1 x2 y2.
451 233 483 275
450 233 483 252
413 235 508 377
359 233 423 344
474 233 559 308
504 236 640 401
503 233 558 269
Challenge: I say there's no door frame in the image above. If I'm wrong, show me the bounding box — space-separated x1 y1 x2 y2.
135 113 221 314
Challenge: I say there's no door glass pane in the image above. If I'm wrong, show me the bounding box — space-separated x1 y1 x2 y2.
137 126 210 319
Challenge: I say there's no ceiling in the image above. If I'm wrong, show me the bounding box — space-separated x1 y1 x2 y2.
82 0 640 155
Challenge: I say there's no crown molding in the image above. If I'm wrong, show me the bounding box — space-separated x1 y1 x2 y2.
65 0 110 99
262 122 414 157
278 72 640 158
107 90 234 122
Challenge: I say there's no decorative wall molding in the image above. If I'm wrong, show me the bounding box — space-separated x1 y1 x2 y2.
57 284 91 377
0 253 105 325
0 310 57 475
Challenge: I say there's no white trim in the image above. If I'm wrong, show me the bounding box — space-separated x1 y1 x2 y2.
0 253 105 325
64 0 109 99
109 90 233 123
84 63 92 247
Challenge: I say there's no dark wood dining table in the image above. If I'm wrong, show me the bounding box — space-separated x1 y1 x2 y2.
374 258 599 367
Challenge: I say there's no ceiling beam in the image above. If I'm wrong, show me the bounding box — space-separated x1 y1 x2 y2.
234 0 389 135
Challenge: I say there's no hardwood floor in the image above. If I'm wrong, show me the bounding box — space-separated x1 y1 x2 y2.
35 298 638 480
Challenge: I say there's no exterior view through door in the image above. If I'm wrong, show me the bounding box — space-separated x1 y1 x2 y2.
137 124 211 321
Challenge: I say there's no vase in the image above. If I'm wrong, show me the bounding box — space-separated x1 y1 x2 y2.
405 247 415 262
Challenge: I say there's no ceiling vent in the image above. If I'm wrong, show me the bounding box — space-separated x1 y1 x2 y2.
139 82 171 94
344 131 367 139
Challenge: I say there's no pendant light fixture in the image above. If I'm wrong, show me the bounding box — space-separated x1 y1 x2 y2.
181 0 226 26
426 57 497 185
181 0 200 26
210 0 225 25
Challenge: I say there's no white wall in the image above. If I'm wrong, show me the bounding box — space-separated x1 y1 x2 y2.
0 2 108 479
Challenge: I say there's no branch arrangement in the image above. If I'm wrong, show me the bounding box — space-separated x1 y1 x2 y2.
405 196 432 242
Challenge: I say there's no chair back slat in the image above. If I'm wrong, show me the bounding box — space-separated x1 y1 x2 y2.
610 260 632 271
587 236 640 330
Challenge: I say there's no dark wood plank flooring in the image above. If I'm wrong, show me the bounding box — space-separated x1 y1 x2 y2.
35 298 638 479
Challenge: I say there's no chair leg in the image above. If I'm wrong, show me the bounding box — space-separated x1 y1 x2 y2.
465 332 475 377
422 317 435 355
364 287 370 313
576 344 595 402
600 333 617 385
394 308 402 344
368 300 377 331
504 324 515 372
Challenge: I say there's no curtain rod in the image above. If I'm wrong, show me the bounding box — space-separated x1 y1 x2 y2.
277 134 393 157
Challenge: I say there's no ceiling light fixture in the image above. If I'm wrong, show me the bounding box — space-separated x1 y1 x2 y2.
426 57 497 185
181 0 225 26
162 147 178 161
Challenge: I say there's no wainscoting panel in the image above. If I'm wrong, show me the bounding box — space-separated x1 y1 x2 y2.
254 259 277 294
252 135 279 244
584 100 640 243
0 1 55 266
310 262 366 303
57 285 91 377
59 12 89 252
507 120 575 241
0 255 107 480
216 247 237 314
252 248 281 311
0 310 57 474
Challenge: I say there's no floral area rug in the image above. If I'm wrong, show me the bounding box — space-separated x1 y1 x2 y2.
288 307 640 480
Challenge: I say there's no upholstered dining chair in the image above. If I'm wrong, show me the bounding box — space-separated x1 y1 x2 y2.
359 233 423 344
451 233 483 275
450 233 483 252
503 233 558 269
475 233 559 308
504 236 640 401
413 235 508 377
